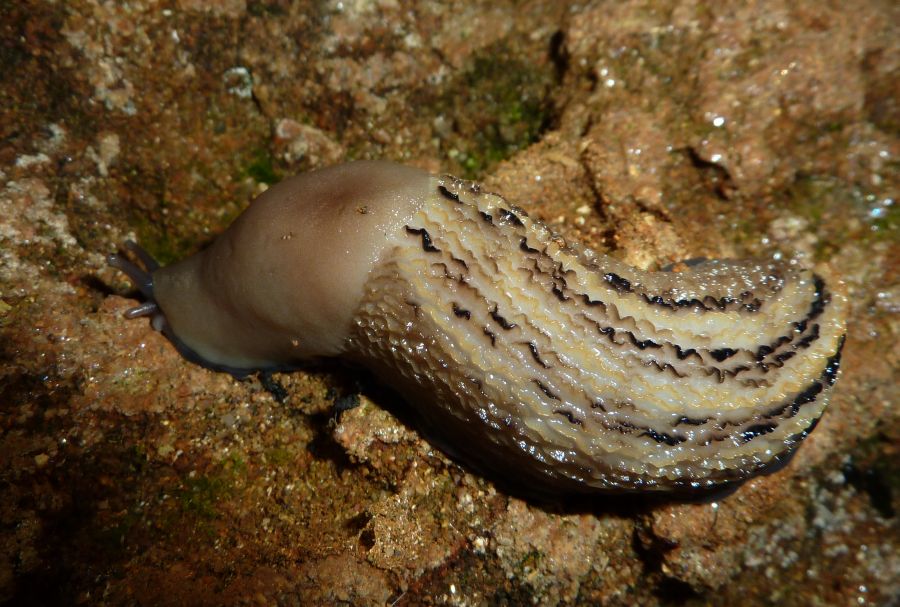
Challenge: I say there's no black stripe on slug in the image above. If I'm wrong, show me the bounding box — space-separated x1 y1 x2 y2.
743 299 762 313
405 226 440 252
740 422 777 443
479 211 494 224
616 266 787 313
787 414 822 443
551 267 571 286
710 348 737 362
640 428 686 446
452 303 471 320
808 274 829 321
629 334 662 350
709 295 735 311
604 273 633 293
674 345 701 361
756 334 793 362
588 320 661 353
740 377 770 389
435 262 457 281
533 379 560 400
585 318 759 384
823 335 845 386
755 344 774 361
450 255 469 271
653 295 704 309
438 184 460 202
483 327 496 347
606 420 638 435
596 325 616 341
582 294 607 310
519 237 539 254
705 367 726 383
791 381 824 414
490 305 517 330
524 342 549 368
554 409 583 426
788 275 830 337
777 334 842 415
650 360 686 378
774 351 796 365
647 294 685 309
551 284 569 302
676 415 709 426
764 339 841 419
794 324 820 350
643 293 765 313
498 208 524 227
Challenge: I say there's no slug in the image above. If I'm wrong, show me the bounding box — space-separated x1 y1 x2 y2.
109 160 847 492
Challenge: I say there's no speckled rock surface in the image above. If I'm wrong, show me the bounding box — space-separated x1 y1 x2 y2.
1 1 897 605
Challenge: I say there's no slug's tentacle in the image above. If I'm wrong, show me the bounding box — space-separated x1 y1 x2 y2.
125 239 160 273
107 240 162 322
107 241 156 299
107 161 847 493
123 301 160 319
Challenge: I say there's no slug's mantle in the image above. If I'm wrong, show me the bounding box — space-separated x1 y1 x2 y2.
109 160 847 493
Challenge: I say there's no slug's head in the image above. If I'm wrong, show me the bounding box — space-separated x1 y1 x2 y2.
107 241 248 375
109 161 435 376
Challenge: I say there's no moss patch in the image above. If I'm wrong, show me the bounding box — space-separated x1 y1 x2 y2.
175 454 246 521
426 41 556 178
783 174 898 261
244 148 279 185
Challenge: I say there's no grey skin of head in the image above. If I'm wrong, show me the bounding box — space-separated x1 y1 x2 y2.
149 160 435 373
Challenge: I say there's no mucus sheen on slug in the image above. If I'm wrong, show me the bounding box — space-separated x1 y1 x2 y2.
109 161 847 493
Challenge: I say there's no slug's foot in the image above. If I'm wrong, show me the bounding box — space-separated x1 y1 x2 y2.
259 372 289 403
107 240 167 332
333 393 361 414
